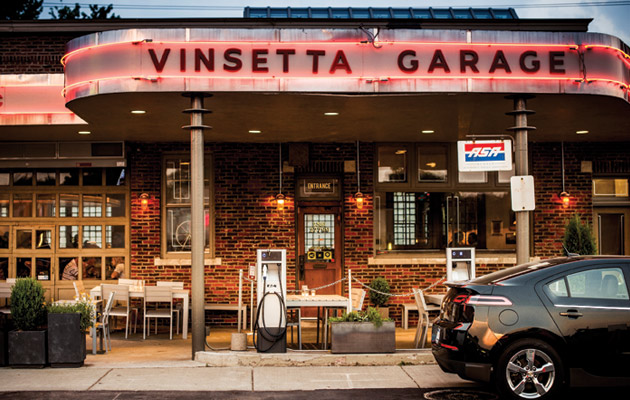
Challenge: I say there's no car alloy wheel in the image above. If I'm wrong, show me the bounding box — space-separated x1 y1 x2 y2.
497 339 563 400
505 348 555 399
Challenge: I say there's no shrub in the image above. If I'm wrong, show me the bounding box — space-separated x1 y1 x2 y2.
368 277 390 307
10 278 46 331
563 214 597 256
47 296 95 332
328 307 388 327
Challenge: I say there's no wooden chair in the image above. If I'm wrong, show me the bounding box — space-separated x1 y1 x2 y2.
143 286 174 340
156 281 184 334
101 284 133 339
413 288 431 348
95 291 116 352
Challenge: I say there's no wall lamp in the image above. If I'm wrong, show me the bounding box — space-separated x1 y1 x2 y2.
559 191 570 209
140 193 149 208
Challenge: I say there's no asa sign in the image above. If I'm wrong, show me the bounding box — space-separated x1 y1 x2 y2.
457 140 513 172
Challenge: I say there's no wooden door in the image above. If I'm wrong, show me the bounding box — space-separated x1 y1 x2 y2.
297 205 343 295
594 208 630 255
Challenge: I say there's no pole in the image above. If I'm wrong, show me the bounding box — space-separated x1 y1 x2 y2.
238 269 243 333
347 269 352 313
183 93 211 358
507 96 536 265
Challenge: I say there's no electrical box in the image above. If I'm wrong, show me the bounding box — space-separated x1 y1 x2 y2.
446 247 476 282
255 249 287 353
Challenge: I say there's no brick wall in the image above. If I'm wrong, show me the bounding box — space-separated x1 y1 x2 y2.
0 34 77 74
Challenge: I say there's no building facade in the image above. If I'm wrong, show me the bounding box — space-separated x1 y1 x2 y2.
1 8 629 326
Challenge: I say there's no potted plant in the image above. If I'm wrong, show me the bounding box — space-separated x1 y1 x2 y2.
562 214 597 256
47 296 94 367
8 278 47 368
329 307 395 353
368 277 391 319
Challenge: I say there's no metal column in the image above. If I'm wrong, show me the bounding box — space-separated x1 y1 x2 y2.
507 96 536 265
182 93 212 358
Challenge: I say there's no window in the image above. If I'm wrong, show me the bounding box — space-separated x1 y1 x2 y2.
593 178 629 197
377 191 514 251
545 267 630 300
163 156 213 254
375 143 514 252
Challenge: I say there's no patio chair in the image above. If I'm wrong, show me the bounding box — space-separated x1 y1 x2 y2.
73 281 86 299
156 281 184 334
143 286 174 340
95 291 116 352
0 281 14 314
413 288 430 348
101 284 134 339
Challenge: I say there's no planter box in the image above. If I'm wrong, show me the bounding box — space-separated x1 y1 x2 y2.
48 313 86 368
8 329 47 368
330 321 395 354
0 313 10 366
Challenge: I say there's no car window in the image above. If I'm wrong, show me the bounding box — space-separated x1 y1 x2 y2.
545 278 568 297
563 267 629 300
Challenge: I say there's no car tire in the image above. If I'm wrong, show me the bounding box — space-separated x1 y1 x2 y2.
495 338 565 400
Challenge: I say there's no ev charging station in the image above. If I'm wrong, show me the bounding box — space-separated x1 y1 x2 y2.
254 249 287 353
446 247 476 282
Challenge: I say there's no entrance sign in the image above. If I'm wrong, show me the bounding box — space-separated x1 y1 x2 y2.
458 140 512 171
510 175 536 211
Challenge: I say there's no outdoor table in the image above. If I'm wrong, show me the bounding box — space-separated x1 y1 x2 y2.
286 294 349 349
90 285 190 339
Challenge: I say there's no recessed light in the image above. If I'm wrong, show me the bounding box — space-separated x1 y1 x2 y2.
131 110 146 114
576 130 589 135
324 112 339 116
248 130 262 134
395 150 407 155
421 130 435 134
78 131 91 135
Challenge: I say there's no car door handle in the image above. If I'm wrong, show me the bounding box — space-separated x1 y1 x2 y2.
559 310 583 319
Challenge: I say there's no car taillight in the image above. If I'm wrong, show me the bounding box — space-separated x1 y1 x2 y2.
465 295 512 306
453 294 469 303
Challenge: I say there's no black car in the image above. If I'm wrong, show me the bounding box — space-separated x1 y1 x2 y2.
432 256 630 399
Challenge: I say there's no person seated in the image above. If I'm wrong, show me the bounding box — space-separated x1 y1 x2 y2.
62 258 79 280
110 257 125 279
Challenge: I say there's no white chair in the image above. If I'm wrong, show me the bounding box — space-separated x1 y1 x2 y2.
156 281 184 334
143 286 174 340
0 281 14 314
73 281 86 299
95 291 116 352
118 278 144 287
413 288 431 349
102 284 133 339
286 307 302 349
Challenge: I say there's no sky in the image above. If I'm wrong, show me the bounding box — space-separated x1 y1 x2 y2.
41 1 630 45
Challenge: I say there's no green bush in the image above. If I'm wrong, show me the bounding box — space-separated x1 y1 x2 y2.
10 278 46 331
368 277 390 307
562 214 597 256
329 307 389 327
47 298 95 332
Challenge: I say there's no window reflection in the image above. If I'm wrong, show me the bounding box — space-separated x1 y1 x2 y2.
0 258 8 280
35 258 51 281
378 147 407 183
17 257 31 278
13 193 33 217
83 194 102 217
36 194 56 217
59 226 79 248
60 194 79 217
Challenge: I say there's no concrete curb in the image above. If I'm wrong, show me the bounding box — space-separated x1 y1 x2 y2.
196 349 436 367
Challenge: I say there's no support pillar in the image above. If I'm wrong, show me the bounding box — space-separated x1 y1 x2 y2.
507 96 536 265
182 93 212 358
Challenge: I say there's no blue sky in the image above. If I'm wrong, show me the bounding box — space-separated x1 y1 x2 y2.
42 1 630 45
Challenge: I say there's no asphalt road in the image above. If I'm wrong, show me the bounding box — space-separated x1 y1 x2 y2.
1 387 628 400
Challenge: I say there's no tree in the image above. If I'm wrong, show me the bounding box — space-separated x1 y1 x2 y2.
49 2 119 20
562 214 597 256
0 0 43 20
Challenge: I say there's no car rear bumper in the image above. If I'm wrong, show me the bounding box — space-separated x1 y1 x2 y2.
432 345 493 383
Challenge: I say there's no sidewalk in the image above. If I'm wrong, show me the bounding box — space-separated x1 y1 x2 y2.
0 364 478 392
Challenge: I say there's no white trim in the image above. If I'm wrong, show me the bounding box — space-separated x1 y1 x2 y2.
554 304 630 311
154 257 221 266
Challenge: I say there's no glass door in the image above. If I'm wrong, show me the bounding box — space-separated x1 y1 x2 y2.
12 226 55 301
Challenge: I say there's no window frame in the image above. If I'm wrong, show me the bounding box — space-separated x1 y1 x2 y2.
160 153 215 259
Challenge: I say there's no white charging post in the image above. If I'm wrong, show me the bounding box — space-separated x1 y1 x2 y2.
446 247 476 282
255 249 287 353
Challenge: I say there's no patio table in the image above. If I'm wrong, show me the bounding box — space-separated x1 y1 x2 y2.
286 294 349 349
90 285 190 339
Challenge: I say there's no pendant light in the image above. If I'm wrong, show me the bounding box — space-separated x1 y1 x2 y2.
355 141 364 209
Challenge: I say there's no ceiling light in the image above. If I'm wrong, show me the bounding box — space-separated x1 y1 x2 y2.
426 162 437 168
395 150 407 155
78 131 91 135
421 130 435 134
249 130 262 134
324 112 339 116
576 130 589 135
131 110 146 114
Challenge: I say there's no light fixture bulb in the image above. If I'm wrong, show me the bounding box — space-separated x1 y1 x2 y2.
559 191 570 209
276 193 285 210
140 193 149 208
355 192 364 209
